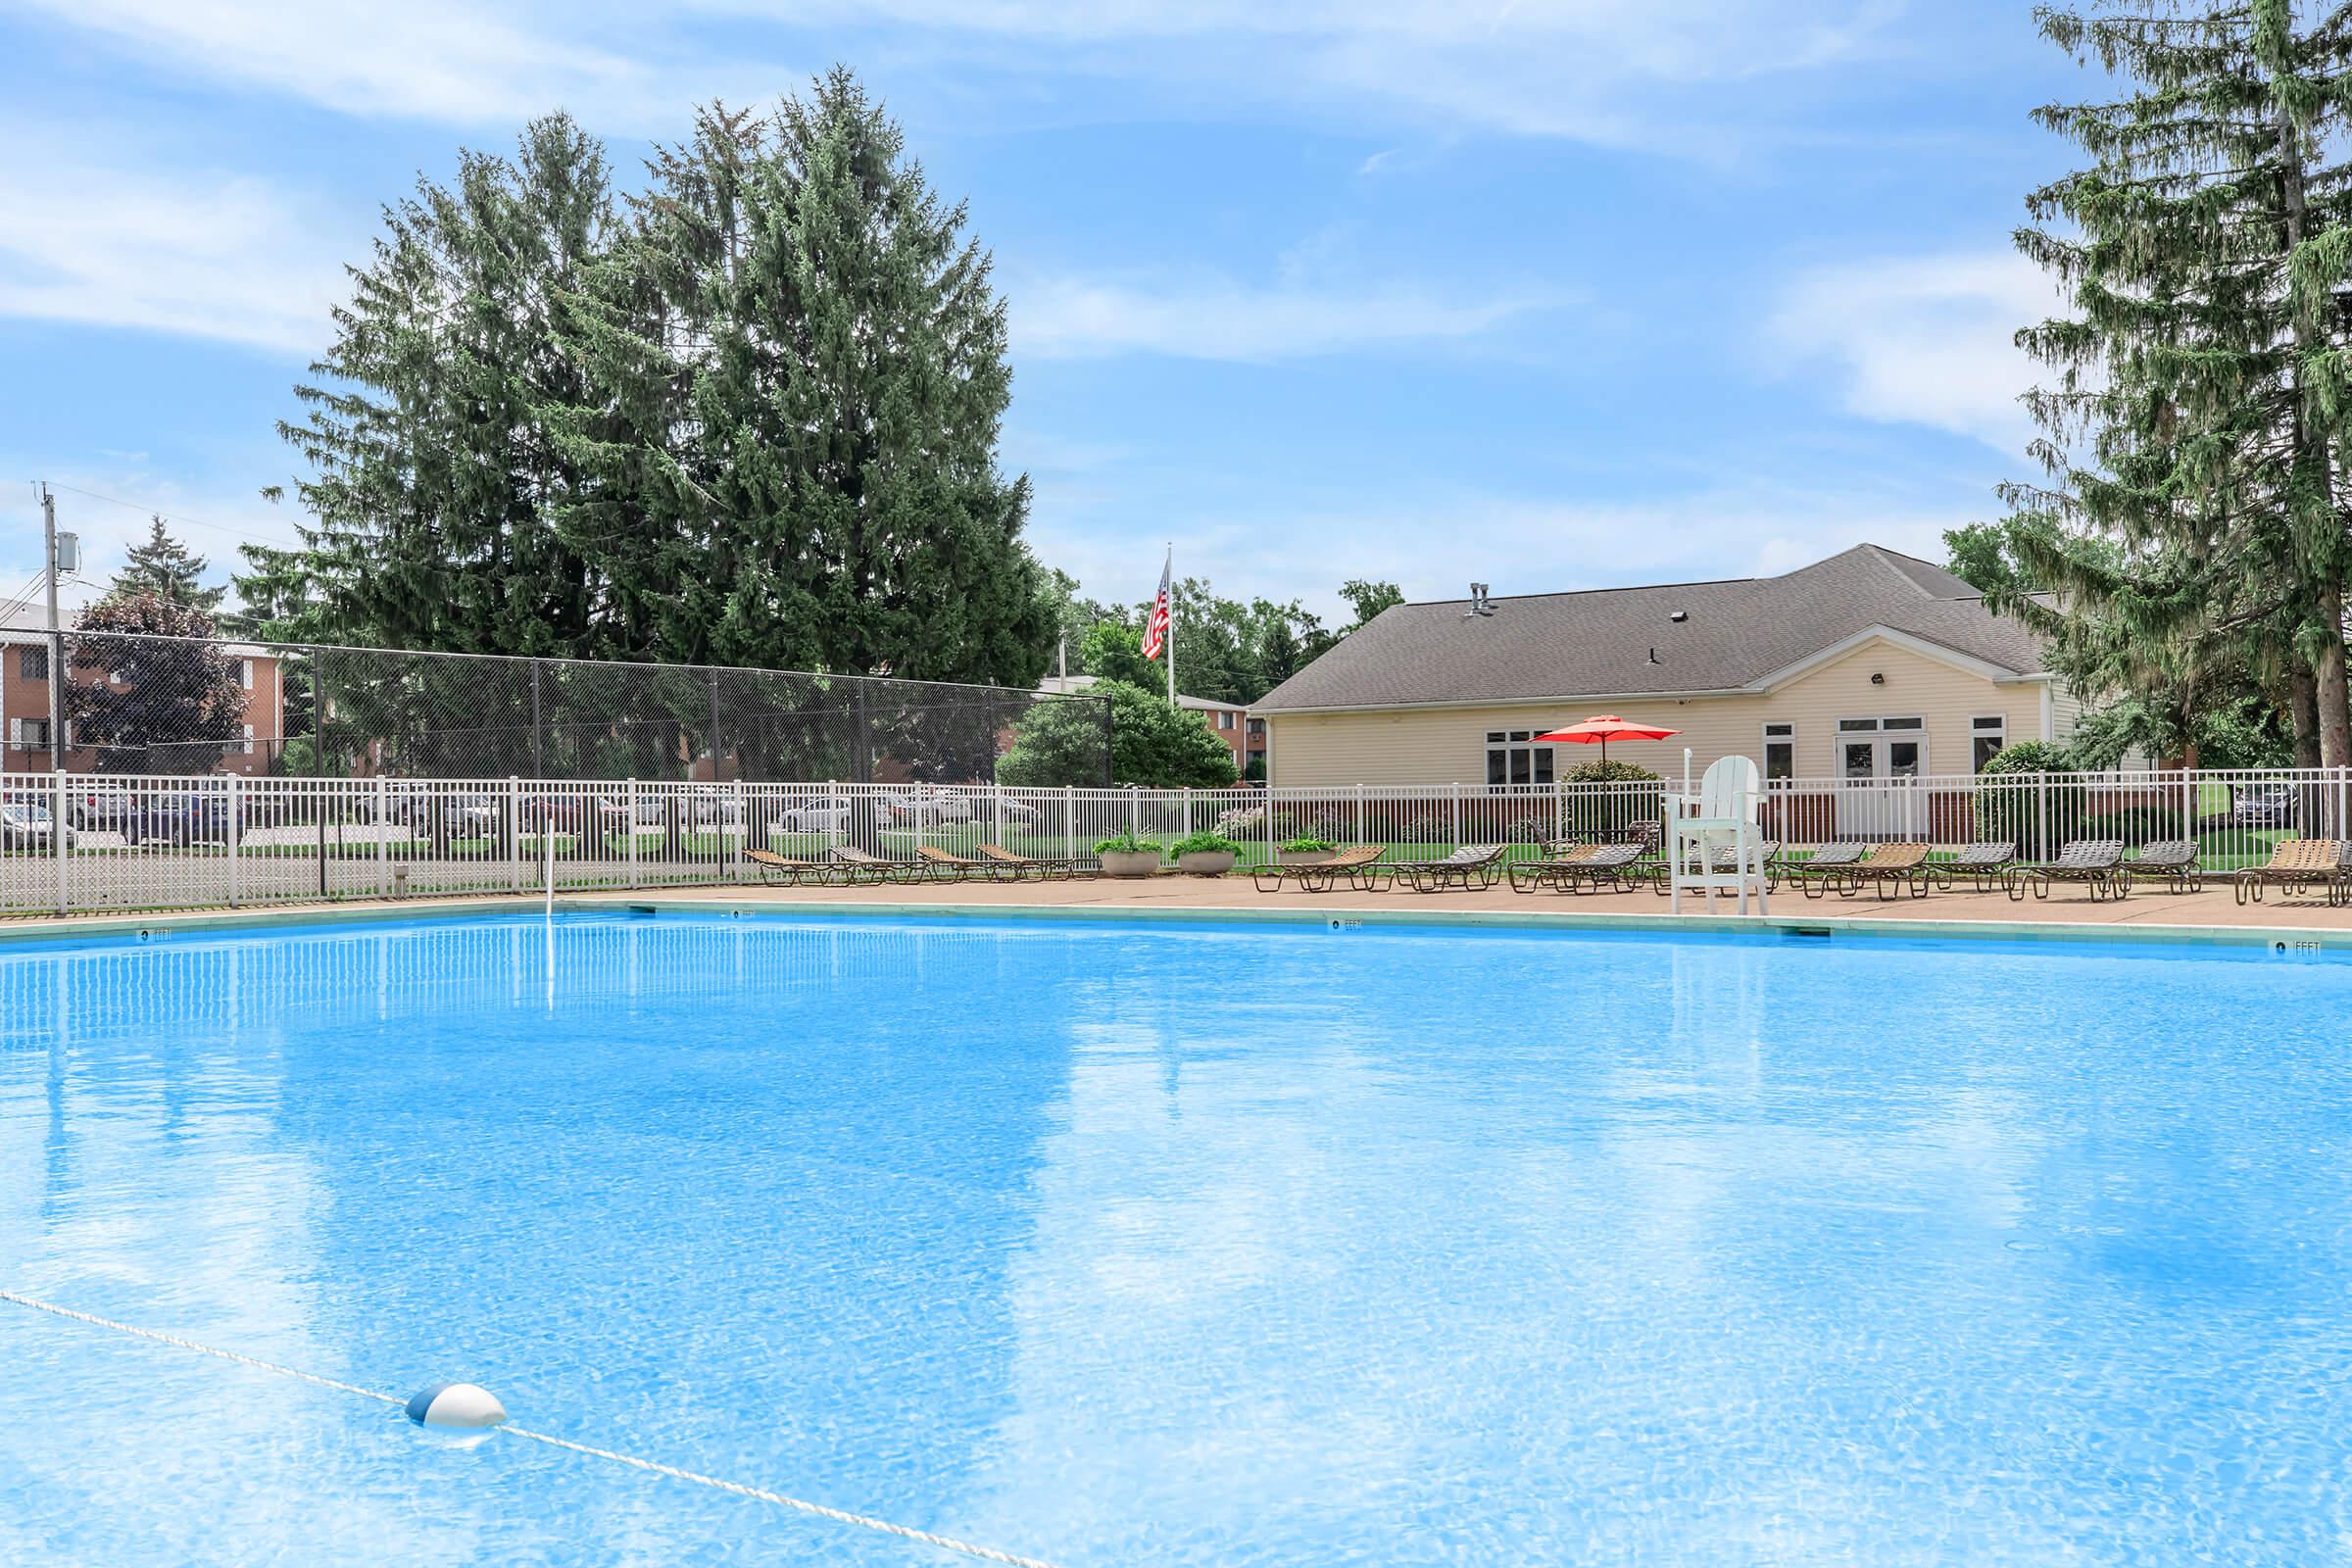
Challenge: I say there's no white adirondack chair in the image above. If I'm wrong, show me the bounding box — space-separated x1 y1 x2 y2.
1668 754 1768 914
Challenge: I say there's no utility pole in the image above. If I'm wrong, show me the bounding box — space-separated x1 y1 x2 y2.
39 484 64 772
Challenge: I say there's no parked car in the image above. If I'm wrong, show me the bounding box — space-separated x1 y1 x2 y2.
407 792 500 840
776 796 892 833
0 800 74 851
2231 781 2298 827
136 793 237 846
886 789 974 823
67 786 142 834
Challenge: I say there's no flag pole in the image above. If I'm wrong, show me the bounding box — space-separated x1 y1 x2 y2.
1164 543 1175 707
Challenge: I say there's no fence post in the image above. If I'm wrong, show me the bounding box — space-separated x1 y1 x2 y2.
226 772 242 908
731 778 746 884
1450 781 1462 851
1355 782 1365 846
826 780 839 858
1064 784 1077 859
1264 789 1275 862
1129 785 1140 837
994 786 1004 850
504 777 517 895
628 778 641 890
1182 785 1193 844
2036 771 2049 859
52 769 67 914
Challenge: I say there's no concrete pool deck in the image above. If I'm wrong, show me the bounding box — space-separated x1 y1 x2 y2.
7 872 2352 951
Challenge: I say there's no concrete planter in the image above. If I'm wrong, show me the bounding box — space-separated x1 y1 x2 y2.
1276 848 1338 866
1097 849 1162 879
1176 850 1240 877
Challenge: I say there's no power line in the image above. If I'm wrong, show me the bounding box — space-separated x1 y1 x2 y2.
32 481 290 549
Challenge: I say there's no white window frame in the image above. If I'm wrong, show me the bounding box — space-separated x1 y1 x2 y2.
241 722 256 756
1484 728 1557 790
1971 714 2006 773
238 659 254 691
1761 720 1795 782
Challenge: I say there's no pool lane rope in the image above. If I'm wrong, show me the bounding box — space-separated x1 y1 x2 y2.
0 1288 1063 1568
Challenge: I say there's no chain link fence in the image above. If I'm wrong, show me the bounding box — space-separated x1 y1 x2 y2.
0 629 1109 788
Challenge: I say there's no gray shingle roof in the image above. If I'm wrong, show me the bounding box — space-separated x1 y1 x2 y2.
1254 545 2047 712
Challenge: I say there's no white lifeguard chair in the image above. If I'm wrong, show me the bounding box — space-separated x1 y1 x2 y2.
1667 754 1768 914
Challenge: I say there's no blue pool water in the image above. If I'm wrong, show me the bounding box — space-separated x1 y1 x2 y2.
1 911 2349 1565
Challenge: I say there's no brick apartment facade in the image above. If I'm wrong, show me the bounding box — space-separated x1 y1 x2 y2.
1 632 285 776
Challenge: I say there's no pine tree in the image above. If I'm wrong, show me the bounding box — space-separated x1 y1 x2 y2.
1998 1 2352 765
248 114 615 659
109 518 225 613
559 70 1052 685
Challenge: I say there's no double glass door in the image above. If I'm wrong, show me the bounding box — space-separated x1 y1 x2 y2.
1836 717 1926 836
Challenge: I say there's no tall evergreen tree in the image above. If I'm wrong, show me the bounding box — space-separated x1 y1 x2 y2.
557 70 1051 685
109 518 225 614
247 114 615 658
1997 0 2352 765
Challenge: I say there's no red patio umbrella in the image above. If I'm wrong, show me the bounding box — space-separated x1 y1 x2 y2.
1534 714 1681 767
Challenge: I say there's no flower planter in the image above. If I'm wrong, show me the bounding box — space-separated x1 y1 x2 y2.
1176 850 1239 877
1097 850 1162 879
1276 849 1338 866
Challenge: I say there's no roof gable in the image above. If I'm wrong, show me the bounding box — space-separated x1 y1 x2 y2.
1253 544 2046 712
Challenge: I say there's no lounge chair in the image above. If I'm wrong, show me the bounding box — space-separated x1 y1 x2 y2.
1803 842 1932 901
1552 840 1652 893
1389 843 1507 893
1253 844 1387 893
2124 839 2202 895
2232 838 2345 906
1781 843 1867 895
828 845 917 884
746 847 854 886
914 845 1016 882
2008 839 2126 902
1506 841 1600 894
977 843 1084 880
1934 842 2015 893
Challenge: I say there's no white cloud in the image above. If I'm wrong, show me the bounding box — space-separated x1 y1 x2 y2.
1764 251 2060 454
17 0 1896 145
0 137 347 356
14 0 675 129
1012 271 1555 362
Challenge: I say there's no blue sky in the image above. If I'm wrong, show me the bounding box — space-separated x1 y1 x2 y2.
0 1 2082 625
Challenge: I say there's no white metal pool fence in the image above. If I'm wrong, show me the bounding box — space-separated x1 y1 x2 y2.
4 766 2349 915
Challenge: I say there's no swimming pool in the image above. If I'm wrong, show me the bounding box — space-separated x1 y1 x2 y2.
1 910 2347 1564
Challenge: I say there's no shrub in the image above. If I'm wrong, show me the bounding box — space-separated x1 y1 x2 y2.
1170 831 1240 857
1564 759 1661 784
1974 740 2086 857
1093 830 1159 857
1282 836 1337 853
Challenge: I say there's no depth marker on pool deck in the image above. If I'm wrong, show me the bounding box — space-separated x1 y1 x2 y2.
0 1288 1065 1568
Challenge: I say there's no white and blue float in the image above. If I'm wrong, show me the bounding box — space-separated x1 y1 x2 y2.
405 1382 508 1430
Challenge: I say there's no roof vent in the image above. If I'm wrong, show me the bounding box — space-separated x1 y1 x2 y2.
1669 610 1688 623
1463 583 1495 619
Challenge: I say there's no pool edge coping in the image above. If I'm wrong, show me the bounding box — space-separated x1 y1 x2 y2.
0 889 2342 955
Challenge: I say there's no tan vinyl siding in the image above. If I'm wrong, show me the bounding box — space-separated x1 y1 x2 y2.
1262 637 2051 787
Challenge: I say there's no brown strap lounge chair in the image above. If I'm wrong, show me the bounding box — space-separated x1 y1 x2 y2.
914 845 1016 881
1935 842 2016 893
2125 839 2202 895
1506 841 1600 894
747 847 850 886
2009 839 2126 902
2233 838 2345 906
1551 841 1651 893
977 843 1082 880
1253 844 1387 893
1806 842 1931 901
1390 843 1507 894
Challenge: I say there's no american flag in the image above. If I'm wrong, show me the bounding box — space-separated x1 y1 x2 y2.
1141 553 1171 662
